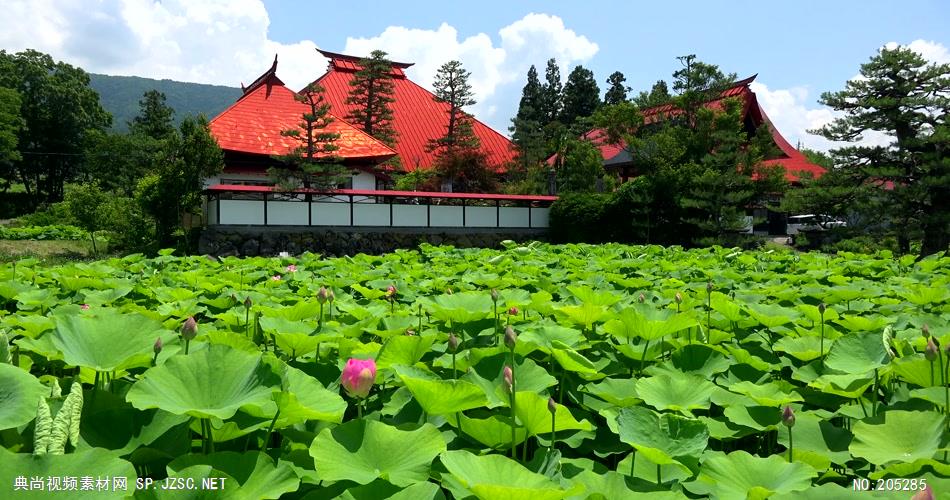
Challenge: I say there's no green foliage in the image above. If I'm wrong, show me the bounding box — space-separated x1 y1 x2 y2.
509 65 547 173
346 50 398 148
549 193 610 242
0 87 22 171
433 147 498 193
560 65 601 125
633 80 672 108
128 89 176 140
0 49 111 206
603 71 630 106
798 46 950 256
270 82 349 191
393 168 437 192
0 225 88 241
428 60 479 153
555 138 604 193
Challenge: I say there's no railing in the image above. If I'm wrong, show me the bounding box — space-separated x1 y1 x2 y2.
205 185 557 229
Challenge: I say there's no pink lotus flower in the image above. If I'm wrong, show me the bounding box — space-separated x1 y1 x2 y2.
341 358 376 398
508 306 519 316
285 264 297 273
80 304 90 310
271 275 282 281
912 485 934 500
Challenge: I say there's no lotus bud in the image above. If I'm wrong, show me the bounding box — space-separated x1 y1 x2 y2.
818 303 826 315
911 484 934 500
405 329 416 336
925 337 938 361
674 292 682 304
706 282 714 293
153 337 163 354
386 284 397 297
448 333 459 353
80 304 90 310
286 264 297 273
328 289 335 303
638 293 646 303
782 406 795 428
508 306 519 316
504 325 517 350
922 324 930 338
244 296 252 309
491 288 499 303
271 274 282 281
503 365 514 394
317 286 328 304
341 358 376 398
181 317 198 341
547 397 557 415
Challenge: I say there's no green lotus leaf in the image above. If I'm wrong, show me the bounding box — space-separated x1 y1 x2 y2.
451 413 529 449
722 405 781 431
0 447 136 500
834 315 890 334
891 356 938 388
261 300 322 321
869 458 950 480
166 451 299 500
616 451 694 486
603 304 697 341
824 331 890 374
514 391 592 436
1 314 55 338
774 336 824 361
258 316 315 336
616 406 709 468
809 373 874 398
770 483 881 499
336 479 443 500
80 388 191 457
585 377 639 407
775 411 852 466
428 292 492 323
636 373 715 412
393 364 489 415
273 332 319 358
0 363 47 430
557 303 609 329
849 410 944 465
309 420 445 487
710 292 744 323
518 323 584 350
670 344 731 374
48 310 175 372
745 303 801 329
549 341 599 375
685 450 816 499
265 363 346 426
726 381 804 406
126 344 280 420
439 449 574 500
567 285 622 307
376 335 434 369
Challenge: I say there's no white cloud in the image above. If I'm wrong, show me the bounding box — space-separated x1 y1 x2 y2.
0 3 597 133
752 39 949 153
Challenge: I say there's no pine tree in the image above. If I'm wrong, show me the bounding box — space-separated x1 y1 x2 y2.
129 90 175 140
540 58 563 125
428 60 479 152
633 80 672 108
604 71 629 106
509 65 546 173
270 82 349 191
345 50 398 148
560 65 601 125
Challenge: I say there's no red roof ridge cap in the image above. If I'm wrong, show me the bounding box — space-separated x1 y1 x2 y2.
317 48 414 69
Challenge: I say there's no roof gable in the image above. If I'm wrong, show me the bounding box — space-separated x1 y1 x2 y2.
209 60 396 162
312 51 516 171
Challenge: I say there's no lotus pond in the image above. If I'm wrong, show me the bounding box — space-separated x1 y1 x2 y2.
1 243 949 499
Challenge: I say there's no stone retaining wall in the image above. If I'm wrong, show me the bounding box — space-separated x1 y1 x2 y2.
199 226 548 257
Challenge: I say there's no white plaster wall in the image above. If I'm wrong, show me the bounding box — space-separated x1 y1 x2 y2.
352 171 377 190
204 172 270 188
466 206 497 227
312 202 350 226
431 206 463 227
219 200 264 225
354 204 391 226
499 207 530 228
531 207 550 228
267 201 308 225
393 205 428 227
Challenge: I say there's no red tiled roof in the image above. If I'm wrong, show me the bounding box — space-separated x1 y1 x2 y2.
312 50 516 172
209 62 396 162
573 75 826 183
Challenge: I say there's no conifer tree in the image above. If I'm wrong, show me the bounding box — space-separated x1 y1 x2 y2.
428 60 479 152
604 71 629 106
129 90 175 140
633 80 672 108
345 50 398 148
539 58 563 125
509 65 546 173
560 65 601 125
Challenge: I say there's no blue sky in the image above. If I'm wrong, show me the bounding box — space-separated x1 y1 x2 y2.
2 0 948 150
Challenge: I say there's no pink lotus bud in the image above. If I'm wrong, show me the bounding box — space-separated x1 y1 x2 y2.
924 336 936 361
922 324 930 338
782 406 795 428
341 358 376 399
181 317 198 341
491 289 499 302
317 286 328 304
80 304 90 310
818 303 826 315
285 264 297 273
504 325 517 350
503 365 514 394
328 289 335 303
674 292 682 304
271 274 282 281
153 337 163 354
508 306 519 316
447 333 459 352
547 397 556 414
386 284 397 298
244 296 252 309
638 293 646 303
911 485 934 500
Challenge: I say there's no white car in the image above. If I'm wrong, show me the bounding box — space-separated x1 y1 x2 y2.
787 214 847 235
